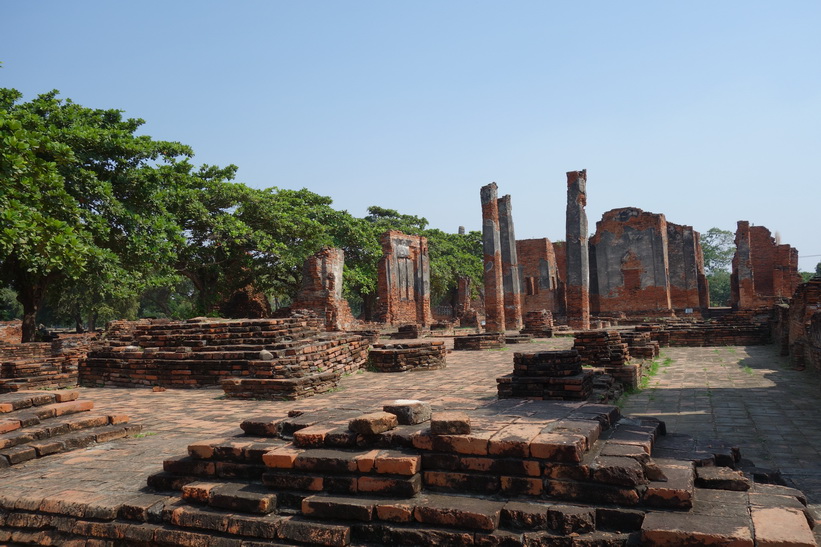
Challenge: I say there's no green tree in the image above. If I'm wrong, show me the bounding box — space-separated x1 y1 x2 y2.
699 227 736 306
701 227 735 274
1 89 214 340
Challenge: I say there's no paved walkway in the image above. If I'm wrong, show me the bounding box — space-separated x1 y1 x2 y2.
619 343 821 508
1 337 821 528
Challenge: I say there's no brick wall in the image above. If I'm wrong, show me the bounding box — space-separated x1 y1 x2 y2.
291 247 356 331
731 222 801 310
375 231 433 326
589 208 673 317
517 238 561 317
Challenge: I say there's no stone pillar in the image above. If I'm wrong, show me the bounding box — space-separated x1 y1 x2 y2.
497 195 523 330
565 170 590 330
456 276 472 315
481 182 505 332
376 231 433 326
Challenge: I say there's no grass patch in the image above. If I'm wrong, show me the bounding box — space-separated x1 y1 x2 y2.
133 432 157 438
742 366 754 375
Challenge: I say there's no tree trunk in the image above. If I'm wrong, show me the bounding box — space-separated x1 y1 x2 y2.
361 292 377 322
16 280 47 343
74 312 85 333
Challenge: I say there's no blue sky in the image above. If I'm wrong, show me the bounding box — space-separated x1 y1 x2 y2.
3 1 820 270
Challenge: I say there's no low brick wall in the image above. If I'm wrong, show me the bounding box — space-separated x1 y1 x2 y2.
453 333 505 351
368 342 446 372
80 317 369 398
497 349 592 400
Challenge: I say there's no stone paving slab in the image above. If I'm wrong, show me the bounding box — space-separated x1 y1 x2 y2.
0 336 820 540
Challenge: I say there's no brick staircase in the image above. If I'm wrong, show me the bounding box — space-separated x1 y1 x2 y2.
3 401 788 545
81 316 369 398
0 390 140 468
0 399 814 545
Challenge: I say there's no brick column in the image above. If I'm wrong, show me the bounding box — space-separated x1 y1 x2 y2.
565 170 590 330
731 221 755 309
497 195 523 330
481 182 505 332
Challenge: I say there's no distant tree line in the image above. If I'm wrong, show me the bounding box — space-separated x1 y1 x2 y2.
1 89 483 341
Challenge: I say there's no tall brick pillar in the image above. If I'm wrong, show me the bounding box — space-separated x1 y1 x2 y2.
481 182 505 332
731 221 755 309
498 195 523 330
565 170 590 330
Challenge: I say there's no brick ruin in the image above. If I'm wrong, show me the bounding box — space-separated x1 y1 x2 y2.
517 238 563 321
367 342 447 373
0 334 95 392
480 183 507 332
731 221 802 310
774 276 821 371
471 174 799 331
1 398 807 546
291 247 357 331
565 170 591 329
589 208 708 318
375 230 433 327
81 316 369 399
0 389 139 468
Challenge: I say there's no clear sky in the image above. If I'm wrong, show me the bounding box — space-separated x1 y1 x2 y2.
3 1 820 270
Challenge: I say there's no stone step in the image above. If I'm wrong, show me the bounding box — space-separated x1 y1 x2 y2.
0 421 139 466
0 373 77 392
0 389 79 412
187 437 289 464
181 481 277 514
0 413 128 451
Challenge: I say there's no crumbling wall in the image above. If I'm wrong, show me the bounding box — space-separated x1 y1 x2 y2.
786 278 821 371
731 222 801 310
666 222 709 315
376 231 433 326
291 247 356 331
516 238 561 317
219 285 271 318
589 208 673 317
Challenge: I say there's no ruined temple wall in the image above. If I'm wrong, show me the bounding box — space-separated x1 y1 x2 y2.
589 208 672 316
786 278 821 371
376 231 433 326
516 238 560 316
292 247 356 331
731 222 801 309
666 222 707 315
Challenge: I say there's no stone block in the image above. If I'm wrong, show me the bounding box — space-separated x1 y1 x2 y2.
547 504 595 535
751 506 815 547
278 517 352 547
695 466 751 491
430 412 471 435
413 493 504 531
210 483 276 514
641 511 753 546
302 494 375 522
348 412 398 435
383 400 431 425
529 432 585 462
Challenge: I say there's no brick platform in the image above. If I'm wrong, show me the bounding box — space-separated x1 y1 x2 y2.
0 336 95 392
81 316 369 399
497 350 593 400
367 342 446 373
453 333 506 351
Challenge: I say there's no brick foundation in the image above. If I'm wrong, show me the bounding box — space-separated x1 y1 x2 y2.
497 350 593 400
80 315 369 398
368 342 447 372
453 333 506 351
